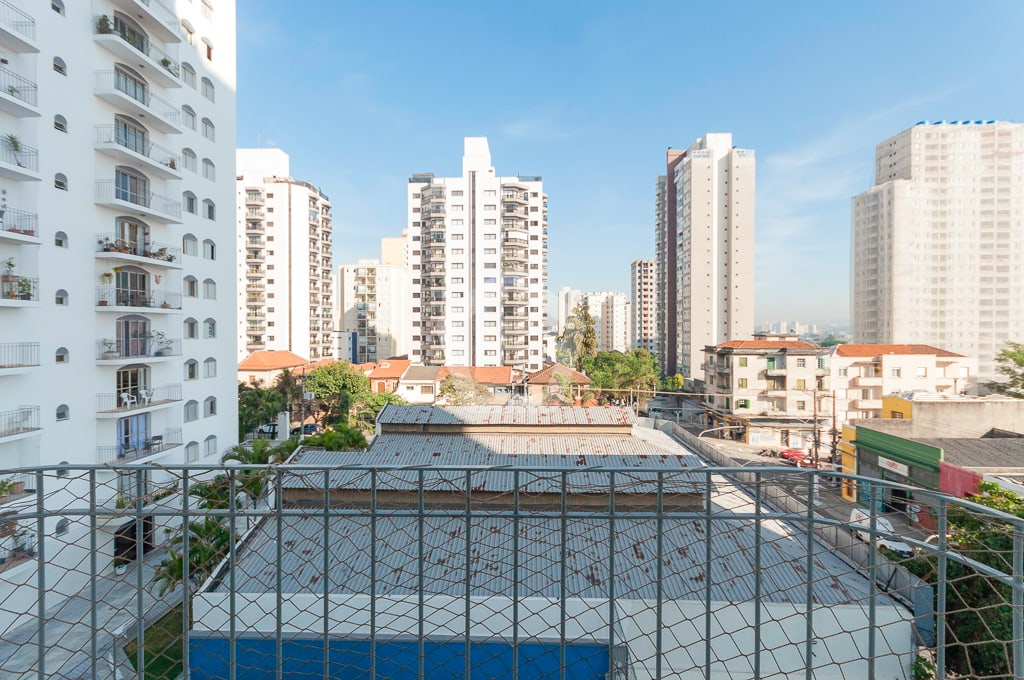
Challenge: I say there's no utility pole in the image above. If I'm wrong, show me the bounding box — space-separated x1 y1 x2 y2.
812 388 820 468
830 389 838 466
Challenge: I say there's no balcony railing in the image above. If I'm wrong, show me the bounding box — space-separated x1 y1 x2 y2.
95 180 182 220
95 125 180 170
0 1 35 43
96 337 182 360
0 206 37 236
0 275 37 301
94 70 178 128
0 405 37 437
96 383 182 412
93 16 179 77
0 64 36 107
95 286 182 310
0 138 37 171
95 427 183 463
0 341 38 368
95 233 180 263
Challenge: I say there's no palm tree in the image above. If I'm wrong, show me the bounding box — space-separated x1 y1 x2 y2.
151 517 230 596
558 301 598 372
221 439 286 502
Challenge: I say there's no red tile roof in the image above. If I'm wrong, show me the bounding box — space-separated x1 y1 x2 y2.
237 350 307 371
370 359 412 380
526 363 592 385
438 366 515 385
835 344 965 358
715 340 817 350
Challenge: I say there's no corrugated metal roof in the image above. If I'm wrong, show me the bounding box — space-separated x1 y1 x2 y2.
376 404 637 426
218 510 876 606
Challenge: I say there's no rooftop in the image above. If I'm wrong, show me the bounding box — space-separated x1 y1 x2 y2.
237 350 307 371
438 365 515 385
712 340 818 351
376 404 635 427
926 438 1024 470
525 362 591 385
834 344 964 358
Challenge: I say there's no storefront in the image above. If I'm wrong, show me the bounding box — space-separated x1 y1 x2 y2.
853 426 941 530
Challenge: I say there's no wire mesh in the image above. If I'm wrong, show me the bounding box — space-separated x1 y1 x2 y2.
0 461 1020 679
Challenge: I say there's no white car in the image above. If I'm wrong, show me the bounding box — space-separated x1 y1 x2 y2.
849 508 914 558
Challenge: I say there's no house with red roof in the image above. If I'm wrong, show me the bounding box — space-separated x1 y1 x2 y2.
525 363 592 405
237 350 308 386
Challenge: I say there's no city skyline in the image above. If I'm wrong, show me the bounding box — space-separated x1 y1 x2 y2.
236 1 1024 324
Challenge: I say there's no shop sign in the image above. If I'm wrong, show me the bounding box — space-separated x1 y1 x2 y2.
878 455 909 477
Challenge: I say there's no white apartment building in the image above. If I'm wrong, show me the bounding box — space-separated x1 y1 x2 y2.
630 258 657 353
829 344 977 422
599 291 630 353
660 134 755 382
336 258 410 364
407 137 547 370
236 148 333 362
555 285 582 337
0 0 237 627
852 121 1024 382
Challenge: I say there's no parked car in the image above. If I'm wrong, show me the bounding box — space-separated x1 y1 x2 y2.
256 422 278 438
290 423 318 437
779 448 807 462
849 508 914 558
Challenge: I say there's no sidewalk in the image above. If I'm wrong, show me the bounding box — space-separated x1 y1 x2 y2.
0 548 180 680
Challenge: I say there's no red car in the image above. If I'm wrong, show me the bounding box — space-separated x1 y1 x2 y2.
779 449 807 461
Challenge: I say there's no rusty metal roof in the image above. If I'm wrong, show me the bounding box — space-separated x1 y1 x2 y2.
376 404 638 426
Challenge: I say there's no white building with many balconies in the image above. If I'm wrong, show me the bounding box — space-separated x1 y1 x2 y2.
0 0 237 629
236 148 333 362
630 258 657 353
407 137 547 371
336 258 411 364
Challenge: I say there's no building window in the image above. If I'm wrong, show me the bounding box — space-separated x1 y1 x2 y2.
202 199 215 220
796 358 806 368
737 378 747 389
838 367 848 377
916 367 927 378
52 0 65 15
203 396 216 417
56 404 69 421
183 318 198 338
52 57 67 75
736 399 750 409
184 400 198 422
54 173 68 191
203 318 216 338
201 118 215 141
55 289 68 305
202 279 216 299
55 347 69 363
796 379 806 390
182 147 197 171
183 191 197 214
203 357 216 377
185 359 198 380
738 357 747 367
202 38 214 61
181 106 196 131
182 234 198 256
796 400 806 410
185 441 199 462
891 368 901 378
181 21 195 45
181 62 196 88
202 158 215 180
202 240 216 260
183 276 198 297
53 115 67 133
204 435 217 457
201 77 215 101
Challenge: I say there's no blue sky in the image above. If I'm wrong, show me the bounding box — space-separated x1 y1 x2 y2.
237 1 1024 326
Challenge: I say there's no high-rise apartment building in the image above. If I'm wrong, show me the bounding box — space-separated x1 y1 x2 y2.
657 134 755 381
407 137 547 370
556 286 582 337
236 148 333 362
0 0 237 627
630 259 657 353
336 258 410 364
852 121 1024 382
599 292 630 353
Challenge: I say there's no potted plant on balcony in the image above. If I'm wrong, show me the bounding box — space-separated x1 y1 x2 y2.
1 257 13 282
149 330 172 356
98 237 113 252
113 555 128 575
16 277 32 300
3 134 23 167
102 338 119 360
160 57 172 71
97 15 112 34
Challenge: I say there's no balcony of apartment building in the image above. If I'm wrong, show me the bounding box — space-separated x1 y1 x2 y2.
0 63 37 118
0 1 38 53
0 135 39 181
96 231 181 270
95 426 182 464
763 380 787 398
94 70 180 134
0 404 38 441
96 382 182 417
0 206 39 244
422 263 445 275
95 285 182 312
244 190 264 206
852 367 883 387
245 278 265 291
93 14 180 89
96 334 181 363
421 276 445 291
502 234 529 248
0 341 38 376
849 398 883 411
95 125 181 180
246 334 264 351
423 336 445 350
502 322 528 335
502 248 528 263
502 291 528 305
245 219 264 233
245 248 264 263
501 189 528 204
502 349 528 363
95 175 182 224
503 204 529 218
420 187 445 203
503 306 528 320
502 261 528 274
423 204 445 217
106 0 180 43
0 274 37 306
245 307 265 321
423 306 445 319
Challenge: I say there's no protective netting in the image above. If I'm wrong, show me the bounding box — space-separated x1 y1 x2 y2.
0 461 1021 679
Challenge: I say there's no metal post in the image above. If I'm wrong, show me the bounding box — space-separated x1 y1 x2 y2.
182 469 191 680
935 498 948 678
607 470 616 680
35 469 45 679
1013 523 1024 679
754 471 762 678
89 470 98 680
418 469 425 680
273 469 283 680
804 472 815 680
812 388 820 468
323 469 330 680
560 470 568 680
512 470 520 680
867 483 878 680
657 470 664 680
465 471 472 680
135 468 145 678
703 469 711 678
370 469 377 680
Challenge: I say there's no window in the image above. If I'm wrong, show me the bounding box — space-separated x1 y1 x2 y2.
201 158 215 180
916 367 927 378
182 234 198 256
838 367 848 377
737 378 747 389
202 239 216 260
181 106 196 131
181 21 195 45
56 404 69 421
202 38 213 61
203 357 216 377
52 0 65 15
183 191 197 214
52 57 66 75
738 357 747 367
796 400 806 410
183 317 198 338
185 359 198 380
736 399 750 409
54 231 67 247
204 435 217 457
55 347 69 363
796 379 807 390
202 279 216 299
185 441 199 462
891 368 902 378
203 318 216 338
201 118 215 141
182 147 197 171
203 396 216 417
184 400 198 422
54 289 68 305
53 115 67 133
201 77 215 101
183 276 198 297
54 173 68 191
796 358 806 368
202 199 215 220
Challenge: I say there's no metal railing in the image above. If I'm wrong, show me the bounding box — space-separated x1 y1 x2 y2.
96 383 182 412
95 232 180 263
0 206 37 236
94 428 183 463
0 462 1018 678
96 337 182 360
0 64 36 106
93 16 179 77
0 275 37 301
94 71 179 127
0 0 35 42
0 405 37 437
95 286 182 309
95 125 180 170
95 180 182 219
0 341 38 368
0 138 37 171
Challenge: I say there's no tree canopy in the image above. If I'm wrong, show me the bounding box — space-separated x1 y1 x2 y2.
988 341 1024 398
438 374 491 405
303 361 372 426
582 349 660 404
558 301 598 372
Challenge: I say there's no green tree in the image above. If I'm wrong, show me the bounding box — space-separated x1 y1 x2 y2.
151 517 230 596
273 369 305 419
237 381 285 440
438 374 491 405
303 362 371 426
303 425 369 450
558 301 598 372
354 391 407 431
902 482 1024 677
988 341 1024 398
583 349 660 405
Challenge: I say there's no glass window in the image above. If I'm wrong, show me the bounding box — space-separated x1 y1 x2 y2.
52 57 67 75
201 77 215 101
201 158 215 180
203 240 216 260
202 279 216 299
203 357 216 378
204 435 217 456
185 359 198 380
201 118 215 141
203 396 216 417
53 115 67 132
181 106 196 130
182 234 198 256
184 400 198 421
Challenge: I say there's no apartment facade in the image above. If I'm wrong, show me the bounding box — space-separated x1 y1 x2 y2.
829 344 977 422
0 0 237 627
599 291 630 352
659 135 755 382
654 150 684 376
630 258 657 353
407 137 547 370
236 148 333 362
851 121 1024 382
336 258 410 364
